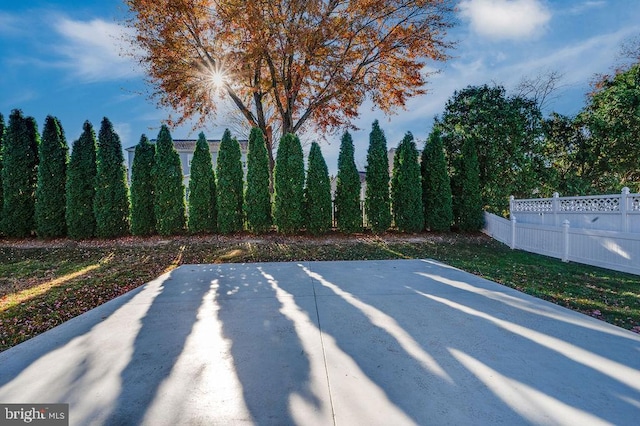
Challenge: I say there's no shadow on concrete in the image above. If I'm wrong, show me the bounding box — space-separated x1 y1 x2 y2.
296 260 640 425
104 266 211 425
214 263 322 425
0 286 143 388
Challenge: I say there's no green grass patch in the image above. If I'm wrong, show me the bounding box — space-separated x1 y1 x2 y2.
0 233 638 352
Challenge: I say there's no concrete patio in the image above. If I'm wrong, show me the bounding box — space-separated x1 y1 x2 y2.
1 259 639 425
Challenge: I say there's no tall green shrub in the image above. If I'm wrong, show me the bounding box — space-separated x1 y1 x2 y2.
66 121 97 239
391 132 423 233
2 110 39 237
335 131 362 233
245 127 272 233
188 132 217 233
457 137 484 231
365 120 391 233
421 128 453 232
305 142 332 235
0 113 5 231
36 116 68 238
130 134 156 236
216 129 244 233
94 118 130 238
152 125 186 235
274 133 305 234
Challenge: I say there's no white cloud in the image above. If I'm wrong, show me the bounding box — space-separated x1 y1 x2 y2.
54 18 142 82
458 0 551 40
564 1 606 15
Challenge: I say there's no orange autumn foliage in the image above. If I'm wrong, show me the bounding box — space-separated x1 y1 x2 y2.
125 0 454 171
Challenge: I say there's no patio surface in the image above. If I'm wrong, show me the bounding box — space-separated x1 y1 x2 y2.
1 259 639 425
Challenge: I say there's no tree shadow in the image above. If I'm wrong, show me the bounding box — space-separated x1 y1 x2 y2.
214 262 324 425
296 259 640 425
0 283 143 388
103 265 212 425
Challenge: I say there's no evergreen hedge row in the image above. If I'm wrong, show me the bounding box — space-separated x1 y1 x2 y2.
0 114 482 239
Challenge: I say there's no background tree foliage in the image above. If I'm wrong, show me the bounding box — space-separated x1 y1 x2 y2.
274 133 305 234
421 128 452 232
305 142 332 235
365 120 391 233
582 63 640 191
130 134 156 236
188 132 217 234
94 118 130 238
335 131 362 233
391 132 423 233
245 127 272 233
2 110 39 237
152 125 186 235
36 116 68 238
66 121 97 240
126 0 454 179
541 113 596 195
216 129 244 233
437 84 545 215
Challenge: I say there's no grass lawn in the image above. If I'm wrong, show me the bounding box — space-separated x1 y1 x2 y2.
1 232 638 352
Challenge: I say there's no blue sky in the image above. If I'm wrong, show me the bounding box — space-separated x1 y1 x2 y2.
1 0 639 174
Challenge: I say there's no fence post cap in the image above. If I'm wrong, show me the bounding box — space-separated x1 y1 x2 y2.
510 195 514 201
511 215 517 222
562 219 570 227
622 187 630 194
553 192 560 198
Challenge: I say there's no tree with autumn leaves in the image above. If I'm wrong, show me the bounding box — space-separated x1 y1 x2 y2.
125 0 453 181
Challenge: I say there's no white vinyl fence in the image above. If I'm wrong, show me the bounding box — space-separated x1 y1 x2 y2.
483 188 640 276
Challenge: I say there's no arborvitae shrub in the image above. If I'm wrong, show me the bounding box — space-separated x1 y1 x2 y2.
216 129 244 233
0 113 5 233
2 110 39 237
335 131 362 233
391 132 424 233
421 128 453 232
188 132 217 234
457 137 484 231
274 133 305 234
245 127 272 233
305 142 332 235
130 134 156 236
66 121 97 240
36 116 68 238
94 117 130 238
365 120 391 233
152 125 186 236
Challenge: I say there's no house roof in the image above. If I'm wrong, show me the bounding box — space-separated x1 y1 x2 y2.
126 138 249 152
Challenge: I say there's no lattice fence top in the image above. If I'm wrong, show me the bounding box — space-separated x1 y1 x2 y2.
559 197 620 212
511 199 553 212
512 189 640 214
